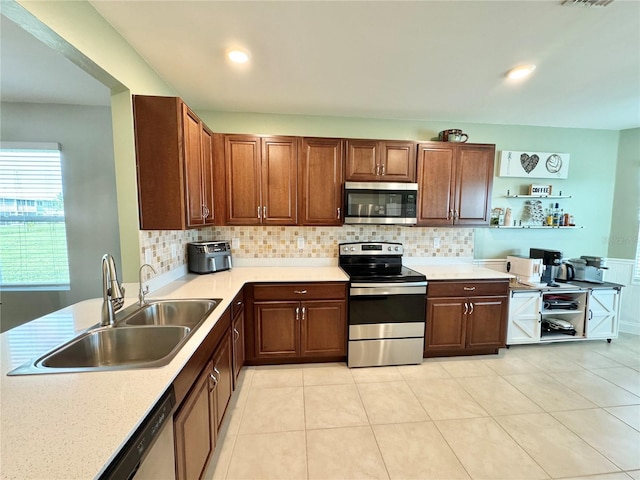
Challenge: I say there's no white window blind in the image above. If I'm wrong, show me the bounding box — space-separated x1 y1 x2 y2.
0 142 70 288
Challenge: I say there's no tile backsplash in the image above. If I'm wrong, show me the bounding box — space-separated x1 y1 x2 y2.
140 226 474 274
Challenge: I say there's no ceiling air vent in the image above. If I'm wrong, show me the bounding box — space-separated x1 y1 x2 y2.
561 0 614 7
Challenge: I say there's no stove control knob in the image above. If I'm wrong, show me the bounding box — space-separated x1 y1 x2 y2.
388 246 392 251
350 247 356 252
395 246 400 251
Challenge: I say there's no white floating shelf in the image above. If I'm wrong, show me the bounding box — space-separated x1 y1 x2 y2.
504 195 572 199
492 225 583 229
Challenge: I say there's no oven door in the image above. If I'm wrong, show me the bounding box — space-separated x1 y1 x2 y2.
348 283 426 326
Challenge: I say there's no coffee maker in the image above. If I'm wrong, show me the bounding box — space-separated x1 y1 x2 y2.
529 248 563 286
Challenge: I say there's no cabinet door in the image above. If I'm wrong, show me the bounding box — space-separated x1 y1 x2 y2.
301 300 346 357
507 291 542 345
232 309 245 385
586 289 619 339
299 137 344 225
454 144 495 225
466 296 507 349
183 105 205 227
201 126 215 225
345 139 379 181
225 135 261 225
425 297 466 351
174 361 215 480
254 301 299 358
261 137 297 225
380 141 416 182
213 335 233 431
416 144 455 226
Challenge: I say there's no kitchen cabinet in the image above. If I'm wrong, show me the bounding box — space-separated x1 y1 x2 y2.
174 333 231 480
247 283 347 364
507 286 620 345
586 288 620 340
172 307 232 480
231 289 245 387
424 280 508 357
416 142 495 226
345 139 416 182
298 137 344 225
224 135 297 225
133 95 216 230
507 290 542 345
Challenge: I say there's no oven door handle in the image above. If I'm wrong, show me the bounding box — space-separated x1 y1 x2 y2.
350 285 427 296
350 282 428 288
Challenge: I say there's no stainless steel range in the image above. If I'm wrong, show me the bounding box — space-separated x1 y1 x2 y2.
339 242 427 368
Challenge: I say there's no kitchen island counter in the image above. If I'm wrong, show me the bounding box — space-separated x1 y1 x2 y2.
0 266 347 480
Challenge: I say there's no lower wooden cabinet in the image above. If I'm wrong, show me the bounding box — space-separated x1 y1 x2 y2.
174 360 216 480
424 280 509 357
247 283 348 364
173 313 234 480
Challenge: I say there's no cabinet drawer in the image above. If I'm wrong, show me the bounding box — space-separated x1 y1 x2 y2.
253 283 347 301
231 289 244 318
428 280 509 298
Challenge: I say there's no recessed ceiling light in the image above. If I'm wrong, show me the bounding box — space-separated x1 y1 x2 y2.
507 64 536 80
226 48 250 64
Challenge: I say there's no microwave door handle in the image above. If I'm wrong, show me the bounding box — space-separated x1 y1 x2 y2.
209 257 217 272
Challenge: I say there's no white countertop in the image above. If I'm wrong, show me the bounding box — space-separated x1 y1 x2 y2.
0 263 508 479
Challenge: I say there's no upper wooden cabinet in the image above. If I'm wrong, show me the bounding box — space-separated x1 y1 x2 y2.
298 137 344 225
345 139 416 182
133 95 216 230
224 135 297 225
416 142 495 226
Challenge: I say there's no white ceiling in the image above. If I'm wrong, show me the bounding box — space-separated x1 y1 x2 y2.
3 1 640 130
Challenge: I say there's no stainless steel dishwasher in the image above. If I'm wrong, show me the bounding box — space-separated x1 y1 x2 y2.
99 386 176 480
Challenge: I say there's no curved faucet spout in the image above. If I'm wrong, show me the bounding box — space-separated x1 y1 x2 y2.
138 263 157 306
101 254 125 326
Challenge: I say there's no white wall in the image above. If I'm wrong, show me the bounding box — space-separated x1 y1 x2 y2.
0 102 121 331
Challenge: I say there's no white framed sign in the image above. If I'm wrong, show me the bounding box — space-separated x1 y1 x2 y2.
499 151 570 179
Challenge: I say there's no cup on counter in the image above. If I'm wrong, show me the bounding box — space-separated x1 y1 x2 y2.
439 129 469 143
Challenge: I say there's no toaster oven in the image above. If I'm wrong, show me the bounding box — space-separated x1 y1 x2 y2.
188 241 232 274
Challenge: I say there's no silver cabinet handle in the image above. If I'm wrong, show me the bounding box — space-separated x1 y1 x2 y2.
263 205 266 218
448 209 453 220
337 207 341 219
295 307 300 321
381 164 386 175
589 309 593 320
257 206 261 219
301 307 306 320
209 372 218 390
463 302 468 314
463 286 476 291
236 300 243 307
213 366 220 379
454 209 459 219
294 289 307 294
202 204 210 218
233 327 240 340
469 302 474 314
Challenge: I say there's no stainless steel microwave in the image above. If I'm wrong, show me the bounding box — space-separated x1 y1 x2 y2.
344 182 418 225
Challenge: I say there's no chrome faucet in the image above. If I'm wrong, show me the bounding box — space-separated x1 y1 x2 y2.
138 263 157 306
101 254 125 326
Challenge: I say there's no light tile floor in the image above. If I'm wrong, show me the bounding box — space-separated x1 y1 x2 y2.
204 333 640 480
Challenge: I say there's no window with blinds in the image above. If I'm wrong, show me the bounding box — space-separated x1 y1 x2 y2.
0 142 70 289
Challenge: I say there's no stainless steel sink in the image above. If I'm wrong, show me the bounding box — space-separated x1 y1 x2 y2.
7 298 221 375
119 299 220 329
38 325 190 369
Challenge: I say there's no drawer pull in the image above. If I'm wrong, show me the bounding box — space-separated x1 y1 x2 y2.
463 286 476 291
294 290 307 294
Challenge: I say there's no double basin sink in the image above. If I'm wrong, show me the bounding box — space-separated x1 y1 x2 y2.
8 299 221 375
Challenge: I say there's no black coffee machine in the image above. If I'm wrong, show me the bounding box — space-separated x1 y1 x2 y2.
529 248 563 286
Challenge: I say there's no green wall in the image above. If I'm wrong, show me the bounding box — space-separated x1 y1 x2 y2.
609 127 640 259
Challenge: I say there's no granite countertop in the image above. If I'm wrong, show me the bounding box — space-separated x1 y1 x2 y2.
0 263 515 479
